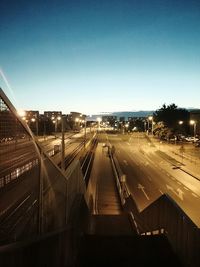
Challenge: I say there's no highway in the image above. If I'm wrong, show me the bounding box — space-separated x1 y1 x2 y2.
107 132 200 227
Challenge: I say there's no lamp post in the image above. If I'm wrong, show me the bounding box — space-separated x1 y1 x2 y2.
52 116 61 133
31 118 38 136
178 121 183 139
148 116 153 135
144 120 147 132
61 115 65 171
125 123 129 133
83 119 87 148
190 120 197 140
97 117 102 131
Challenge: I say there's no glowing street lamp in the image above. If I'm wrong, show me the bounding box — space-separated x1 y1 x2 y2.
148 116 153 135
18 110 26 117
31 118 39 136
190 120 197 139
97 117 102 130
125 123 129 131
51 116 61 132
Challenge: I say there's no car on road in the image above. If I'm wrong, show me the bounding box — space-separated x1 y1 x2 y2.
185 136 199 142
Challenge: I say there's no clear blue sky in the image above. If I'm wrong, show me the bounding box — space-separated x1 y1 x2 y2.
0 0 200 114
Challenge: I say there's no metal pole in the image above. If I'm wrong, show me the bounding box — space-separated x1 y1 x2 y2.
36 120 39 136
84 119 86 148
61 116 65 171
55 119 57 132
152 118 154 135
38 150 43 235
194 123 196 138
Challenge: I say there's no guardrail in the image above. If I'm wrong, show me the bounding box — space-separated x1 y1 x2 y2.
108 147 130 205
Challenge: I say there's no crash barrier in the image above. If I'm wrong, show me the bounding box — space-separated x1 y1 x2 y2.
108 146 130 205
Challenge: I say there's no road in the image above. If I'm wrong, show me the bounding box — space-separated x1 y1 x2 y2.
107 132 200 227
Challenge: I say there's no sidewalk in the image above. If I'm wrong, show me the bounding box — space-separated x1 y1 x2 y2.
86 142 122 215
148 135 200 181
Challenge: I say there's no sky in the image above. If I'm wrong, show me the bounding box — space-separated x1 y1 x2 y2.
0 0 200 115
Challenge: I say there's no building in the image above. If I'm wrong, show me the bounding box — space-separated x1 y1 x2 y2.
102 116 117 127
67 112 86 131
44 111 62 120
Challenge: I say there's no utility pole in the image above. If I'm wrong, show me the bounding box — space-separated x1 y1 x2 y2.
61 116 65 171
84 119 86 148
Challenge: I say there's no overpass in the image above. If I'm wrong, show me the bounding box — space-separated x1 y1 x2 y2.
0 87 199 266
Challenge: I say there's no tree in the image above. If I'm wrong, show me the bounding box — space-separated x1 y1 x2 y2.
153 104 189 128
153 104 190 136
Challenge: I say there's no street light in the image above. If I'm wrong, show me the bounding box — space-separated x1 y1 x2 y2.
97 117 102 130
190 120 197 139
148 116 153 135
61 115 65 171
52 116 61 132
18 110 26 117
31 118 39 136
125 123 129 133
83 119 87 148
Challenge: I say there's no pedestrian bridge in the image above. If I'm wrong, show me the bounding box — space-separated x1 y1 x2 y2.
0 88 198 267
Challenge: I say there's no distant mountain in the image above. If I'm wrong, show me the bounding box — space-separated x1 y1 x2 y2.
110 111 154 119
88 108 200 121
88 111 154 121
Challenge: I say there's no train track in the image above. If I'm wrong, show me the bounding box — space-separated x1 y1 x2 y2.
0 192 38 244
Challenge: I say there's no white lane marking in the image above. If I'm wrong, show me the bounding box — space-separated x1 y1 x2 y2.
177 181 182 185
159 190 164 194
184 186 189 191
138 183 150 200
166 184 184 201
123 160 128 166
192 192 198 198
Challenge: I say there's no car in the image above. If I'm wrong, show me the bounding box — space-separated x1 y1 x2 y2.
185 137 199 142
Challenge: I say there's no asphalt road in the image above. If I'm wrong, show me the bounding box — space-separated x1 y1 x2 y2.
107 132 200 227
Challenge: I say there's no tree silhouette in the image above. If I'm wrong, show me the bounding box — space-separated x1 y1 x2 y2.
153 104 190 134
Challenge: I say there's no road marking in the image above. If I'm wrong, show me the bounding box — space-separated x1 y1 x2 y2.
192 193 198 198
184 186 189 191
177 181 182 185
159 189 164 194
138 183 150 200
123 160 128 166
166 184 184 201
